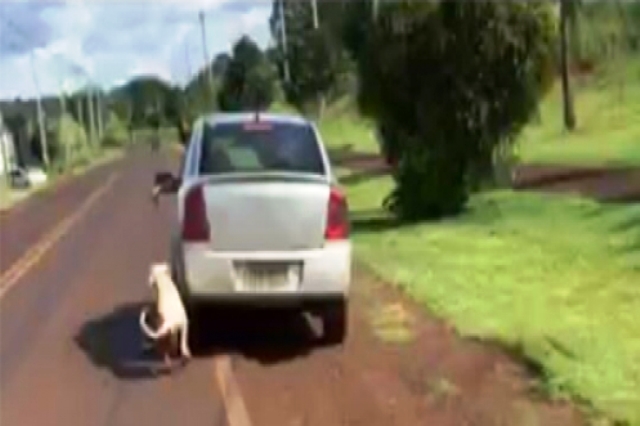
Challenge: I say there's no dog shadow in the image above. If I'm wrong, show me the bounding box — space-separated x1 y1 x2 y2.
75 302 182 381
75 303 327 380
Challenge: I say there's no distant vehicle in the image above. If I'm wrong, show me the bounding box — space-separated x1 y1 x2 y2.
8 168 30 189
7 166 48 190
154 112 352 344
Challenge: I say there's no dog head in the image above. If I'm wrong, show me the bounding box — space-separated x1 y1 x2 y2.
148 262 170 286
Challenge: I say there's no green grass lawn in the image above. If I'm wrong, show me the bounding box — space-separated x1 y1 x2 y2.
315 97 379 154
517 59 640 167
344 175 640 424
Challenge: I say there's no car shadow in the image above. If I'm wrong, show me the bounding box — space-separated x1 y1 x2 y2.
75 302 327 380
190 306 324 365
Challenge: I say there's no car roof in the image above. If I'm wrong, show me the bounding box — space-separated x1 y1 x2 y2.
199 112 311 127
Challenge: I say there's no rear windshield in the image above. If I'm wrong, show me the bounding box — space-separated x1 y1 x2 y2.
198 121 326 176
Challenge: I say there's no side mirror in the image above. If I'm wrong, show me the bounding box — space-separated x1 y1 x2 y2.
154 171 181 194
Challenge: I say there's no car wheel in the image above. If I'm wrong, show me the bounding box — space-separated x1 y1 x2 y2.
185 301 205 351
321 300 348 345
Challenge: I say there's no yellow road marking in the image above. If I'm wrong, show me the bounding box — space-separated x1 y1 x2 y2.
214 355 253 426
0 173 119 300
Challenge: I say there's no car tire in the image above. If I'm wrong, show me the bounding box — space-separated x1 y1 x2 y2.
321 300 348 345
185 301 205 351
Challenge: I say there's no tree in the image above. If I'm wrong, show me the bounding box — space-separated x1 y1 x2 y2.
217 36 277 112
345 0 557 220
211 53 232 78
108 76 178 128
101 111 128 148
269 0 354 113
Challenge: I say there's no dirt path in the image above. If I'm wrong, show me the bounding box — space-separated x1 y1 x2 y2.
222 266 584 425
513 163 640 202
0 148 586 425
332 151 640 203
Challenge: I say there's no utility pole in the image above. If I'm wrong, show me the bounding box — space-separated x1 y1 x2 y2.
76 95 84 131
58 80 68 117
96 89 104 141
311 0 319 29
309 0 325 118
0 109 12 185
29 52 50 170
87 88 97 149
185 44 193 81
559 0 576 131
198 11 215 101
278 0 291 83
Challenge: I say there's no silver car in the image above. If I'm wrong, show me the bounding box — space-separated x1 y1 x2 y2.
155 112 352 343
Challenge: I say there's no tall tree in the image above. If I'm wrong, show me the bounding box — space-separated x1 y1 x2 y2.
217 36 277 112
345 0 557 219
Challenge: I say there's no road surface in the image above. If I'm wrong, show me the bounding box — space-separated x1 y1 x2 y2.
0 148 584 426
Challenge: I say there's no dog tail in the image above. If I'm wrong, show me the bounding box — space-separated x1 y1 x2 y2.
139 307 169 340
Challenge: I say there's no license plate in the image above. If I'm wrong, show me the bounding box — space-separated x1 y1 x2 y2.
233 262 301 292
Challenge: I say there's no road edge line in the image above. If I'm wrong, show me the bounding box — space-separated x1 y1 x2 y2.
214 355 253 426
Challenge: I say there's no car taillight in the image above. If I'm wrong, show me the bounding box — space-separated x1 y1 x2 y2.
325 187 349 240
182 185 210 242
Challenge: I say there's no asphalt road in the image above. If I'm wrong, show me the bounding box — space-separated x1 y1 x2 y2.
1 150 226 426
0 148 585 426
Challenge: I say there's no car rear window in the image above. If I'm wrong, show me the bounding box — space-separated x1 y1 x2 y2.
198 120 326 176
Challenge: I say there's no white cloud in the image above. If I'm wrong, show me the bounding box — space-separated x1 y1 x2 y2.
0 0 272 99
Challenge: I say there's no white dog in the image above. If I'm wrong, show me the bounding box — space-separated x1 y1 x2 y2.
139 263 191 366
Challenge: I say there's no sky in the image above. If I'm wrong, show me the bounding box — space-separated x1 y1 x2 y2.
0 0 272 100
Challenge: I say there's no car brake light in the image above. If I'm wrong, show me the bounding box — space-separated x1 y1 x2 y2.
325 187 349 240
182 185 210 242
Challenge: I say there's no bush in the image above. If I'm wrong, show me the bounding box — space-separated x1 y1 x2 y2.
101 111 128 147
348 0 557 220
55 113 89 169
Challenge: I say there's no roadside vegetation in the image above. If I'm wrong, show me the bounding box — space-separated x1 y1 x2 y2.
518 58 640 166
262 2 640 425
317 52 640 422
0 108 126 211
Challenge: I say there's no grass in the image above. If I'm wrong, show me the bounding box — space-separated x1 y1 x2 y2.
0 179 31 210
313 58 640 167
517 58 640 167
314 61 640 423
345 175 640 424
315 96 379 154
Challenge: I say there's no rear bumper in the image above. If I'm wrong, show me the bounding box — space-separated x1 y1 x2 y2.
177 241 351 307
